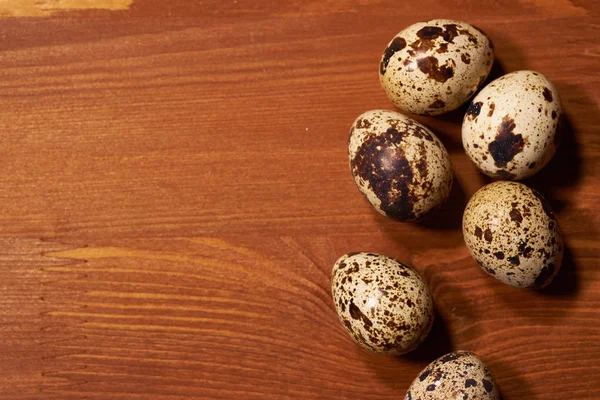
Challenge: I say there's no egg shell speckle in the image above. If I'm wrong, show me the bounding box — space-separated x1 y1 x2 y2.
463 181 563 288
348 110 453 221
462 70 563 180
405 351 500 400
331 252 434 355
379 19 494 115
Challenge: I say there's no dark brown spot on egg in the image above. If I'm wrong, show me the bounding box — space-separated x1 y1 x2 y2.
419 368 432 381
494 251 505 260
466 102 482 119
436 43 449 53
475 226 483 239
542 87 553 102
519 243 533 258
466 34 478 45
439 352 463 363
507 255 520 266
429 99 446 109
356 119 371 129
510 208 523 224
465 379 477 388
552 110 557 119
351 127 417 221
415 143 428 177
442 23 460 43
399 269 411 277
380 37 407 75
484 229 493 243
533 263 556 288
528 161 537 169
410 125 434 141
349 301 373 329
417 56 454 83
426 384 436 391
482 379 493 393
461 52 471 64
417 26 443 40
488 115 524 168
488 103 495 117
343 319 353 332
410 29 439 53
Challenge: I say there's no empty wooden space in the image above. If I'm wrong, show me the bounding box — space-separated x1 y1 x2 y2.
0 0 598 399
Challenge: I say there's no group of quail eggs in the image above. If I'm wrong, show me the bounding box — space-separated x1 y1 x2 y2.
332 19 564 399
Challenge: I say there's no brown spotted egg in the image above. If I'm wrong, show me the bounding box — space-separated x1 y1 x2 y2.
349 110 453 221
463 181 563 288
406 351 500 400
379 19 494 115
462 70 563 180
331 252 434 355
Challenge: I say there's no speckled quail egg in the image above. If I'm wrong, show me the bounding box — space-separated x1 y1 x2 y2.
406 351 500 400
348 110 453 221
463 181 563 288
462 70 563 180
379 19 494 115
331 252 434 355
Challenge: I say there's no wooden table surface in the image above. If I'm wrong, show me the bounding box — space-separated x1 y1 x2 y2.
0 0 598 399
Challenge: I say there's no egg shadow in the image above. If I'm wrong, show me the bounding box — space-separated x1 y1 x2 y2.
422 122 463 154
490 357 536 400
539 242 578 296
419 178 467 231
402 309 453 363
488 242 581 320
522 114 581 213
360 310 454 391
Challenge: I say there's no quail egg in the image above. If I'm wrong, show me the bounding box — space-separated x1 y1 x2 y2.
331 252 434 355
463 181 563 288
379 19 494 115
462 70 563 180
348 110 453 221
406 351 500 400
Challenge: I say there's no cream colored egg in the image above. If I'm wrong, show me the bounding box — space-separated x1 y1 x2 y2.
462 70 563 180
331 252 434 355
379 19 494 115
462 181 563 288
348 110 453 221
406 351 500 400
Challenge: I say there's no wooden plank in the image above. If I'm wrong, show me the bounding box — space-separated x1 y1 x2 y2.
0 0 598 398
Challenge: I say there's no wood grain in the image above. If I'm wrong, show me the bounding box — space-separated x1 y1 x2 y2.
0 0 598 398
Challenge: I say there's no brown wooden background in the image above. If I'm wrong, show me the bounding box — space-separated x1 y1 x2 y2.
0 0 598 399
